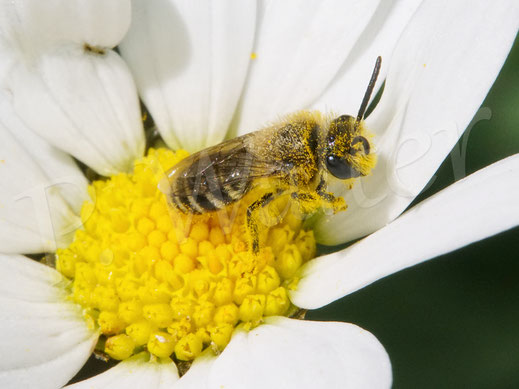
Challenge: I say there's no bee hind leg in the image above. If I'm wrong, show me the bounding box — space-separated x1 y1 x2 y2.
246 192 275 254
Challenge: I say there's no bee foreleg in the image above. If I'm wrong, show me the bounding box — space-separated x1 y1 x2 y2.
317 189 347 213
315 176 326 192
291 190 346 214
247 192 275 254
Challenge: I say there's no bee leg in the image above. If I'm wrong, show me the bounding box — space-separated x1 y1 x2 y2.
291 191 346 214
316 190 346 212
314 178 347 212
247 192 274 254
315 176 326 192
290 192 315 204
290 192 323 215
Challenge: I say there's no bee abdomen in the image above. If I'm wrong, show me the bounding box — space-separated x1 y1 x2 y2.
169 177 249 214
169 193 203 214
164 139 255 215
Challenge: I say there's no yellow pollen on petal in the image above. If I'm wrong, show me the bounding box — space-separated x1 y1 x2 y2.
56 148 315 363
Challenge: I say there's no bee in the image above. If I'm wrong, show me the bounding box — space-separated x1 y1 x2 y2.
161 57 382 253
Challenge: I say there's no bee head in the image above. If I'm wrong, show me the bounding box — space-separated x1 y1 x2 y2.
325 114 373 179
324 56 381 180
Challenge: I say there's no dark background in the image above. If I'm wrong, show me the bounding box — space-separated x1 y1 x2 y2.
309 34 519 388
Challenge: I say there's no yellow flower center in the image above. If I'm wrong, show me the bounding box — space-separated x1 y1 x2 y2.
56 148 315 362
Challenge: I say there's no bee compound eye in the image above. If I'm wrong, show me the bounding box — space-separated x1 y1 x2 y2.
351 136 370 155
325 155 360 179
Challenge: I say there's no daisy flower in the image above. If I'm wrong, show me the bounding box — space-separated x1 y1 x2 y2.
0 1 518 389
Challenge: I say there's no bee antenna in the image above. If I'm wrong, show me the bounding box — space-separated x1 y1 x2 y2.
354 56 382 131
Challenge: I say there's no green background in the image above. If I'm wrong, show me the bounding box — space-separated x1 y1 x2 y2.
309 34 519 388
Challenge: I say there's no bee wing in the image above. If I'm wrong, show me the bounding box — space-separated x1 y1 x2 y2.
164 135 286 209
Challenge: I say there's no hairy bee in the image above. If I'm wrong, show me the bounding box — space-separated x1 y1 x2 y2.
161 57 382 253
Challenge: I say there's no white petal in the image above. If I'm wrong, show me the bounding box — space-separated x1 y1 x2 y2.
6 51 144 176
66 354 179 389
292 154 519 309
172 351 216 389
235 0 380 134
0 1 144 176
311 0 422 114
0 91 88 213
0 0 131 51
209 317 391 389
315 0 519 244
0 254 98 389
119 0 256 152
0 124 84 254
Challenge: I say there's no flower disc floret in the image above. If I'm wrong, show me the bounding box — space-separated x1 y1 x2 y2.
56 148 315 362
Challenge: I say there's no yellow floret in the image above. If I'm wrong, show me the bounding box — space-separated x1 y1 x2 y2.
148 230 166 247
92 286 119 312
149 202 167 221
209 227 226 246
118 300 142 323
156 215 173 234
143 303 174 327
209 324 234 351
275 244 303 279
56 148 316 364
105 334 135 360
213 278 234 306
179 237 198 258
130 200 149 219
213 304 239 325
190 223 210 242
198 240 214 256
170 297 193 320
257 266 281 294
126 320 153 346
192 301 215 328
207 252 223 275
56 249 76 278
137 217 155 236
174 253 196 274
148 331 176 358
126 232 147 252
264 287 290 316
175 333 203 361
239 294 266 322
167 318 192 343
160 241 179 261
233 276 257 305
98 311 125 335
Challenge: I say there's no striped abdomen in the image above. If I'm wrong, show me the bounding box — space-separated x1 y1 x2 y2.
164 139 256 214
